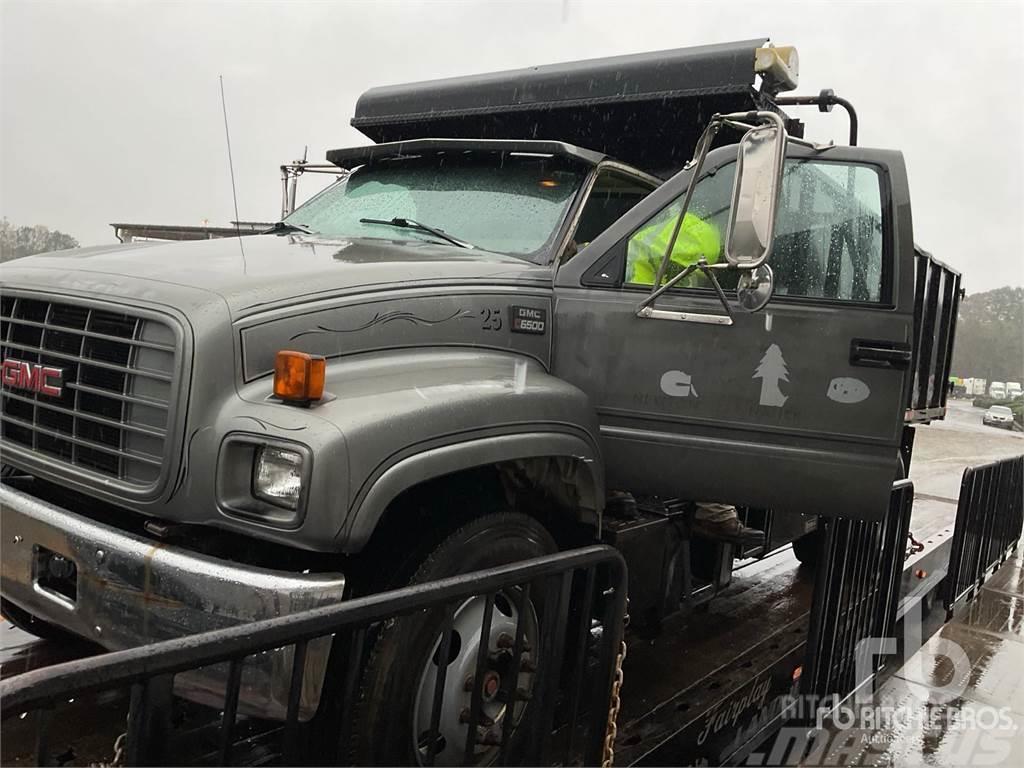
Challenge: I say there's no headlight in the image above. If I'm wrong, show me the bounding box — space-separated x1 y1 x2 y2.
253 446 305 510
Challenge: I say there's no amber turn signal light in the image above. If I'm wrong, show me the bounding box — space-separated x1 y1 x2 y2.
274 350 326 403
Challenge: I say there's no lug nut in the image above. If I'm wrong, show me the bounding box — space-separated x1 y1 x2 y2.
463 675 475 692
496 633 514 649
520 658 538 673
460 709 496 727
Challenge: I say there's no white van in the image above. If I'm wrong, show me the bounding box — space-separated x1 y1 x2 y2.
990 381 1007 399
1007 382 1023 399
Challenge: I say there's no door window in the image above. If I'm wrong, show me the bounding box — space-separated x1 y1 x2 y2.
625 160 887 302
567 171 656 260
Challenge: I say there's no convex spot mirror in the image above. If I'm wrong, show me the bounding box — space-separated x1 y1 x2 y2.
724 121 786 268
736 264 775 312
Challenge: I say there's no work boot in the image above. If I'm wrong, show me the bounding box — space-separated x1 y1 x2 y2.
691 516 766 546
605 490 638 518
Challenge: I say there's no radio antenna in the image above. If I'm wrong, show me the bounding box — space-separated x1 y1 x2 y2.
218 75 246 267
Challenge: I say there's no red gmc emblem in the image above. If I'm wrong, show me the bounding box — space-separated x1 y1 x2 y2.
1 358 64 397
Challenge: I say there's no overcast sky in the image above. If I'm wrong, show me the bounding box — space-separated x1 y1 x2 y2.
2 0 1022 292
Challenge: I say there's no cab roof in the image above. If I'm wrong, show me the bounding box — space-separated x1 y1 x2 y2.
326 138 608 170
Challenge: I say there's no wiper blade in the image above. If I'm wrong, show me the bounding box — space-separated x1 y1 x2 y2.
359 217 475 249
264 221 314 235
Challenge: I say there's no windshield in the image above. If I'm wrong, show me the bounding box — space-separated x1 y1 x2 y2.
283 154 585 260
990 406 1013 415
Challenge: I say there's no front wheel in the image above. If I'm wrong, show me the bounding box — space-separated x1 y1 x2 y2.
348 512 557 766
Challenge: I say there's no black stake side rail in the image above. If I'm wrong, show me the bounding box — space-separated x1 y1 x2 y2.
800 479 914 706
944 455 1024 616
1 545 627 767
906 248 962 423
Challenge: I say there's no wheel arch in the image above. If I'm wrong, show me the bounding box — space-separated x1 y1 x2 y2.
339 430 605 553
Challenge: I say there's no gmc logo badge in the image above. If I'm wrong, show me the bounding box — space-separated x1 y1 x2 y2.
1 358 64 397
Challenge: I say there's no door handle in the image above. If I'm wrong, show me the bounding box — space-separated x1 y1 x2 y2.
850 338 912 369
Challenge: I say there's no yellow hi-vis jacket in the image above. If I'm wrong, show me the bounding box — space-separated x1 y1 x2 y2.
626 212 722 286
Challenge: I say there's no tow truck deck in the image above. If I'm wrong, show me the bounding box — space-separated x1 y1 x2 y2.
613 494 958 765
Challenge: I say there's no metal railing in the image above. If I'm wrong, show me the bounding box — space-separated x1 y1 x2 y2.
1 546 626 767
800 479 914 704
944 455 1024 616
906 247 962 422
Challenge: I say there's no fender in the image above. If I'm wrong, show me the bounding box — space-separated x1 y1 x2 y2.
238 347 608 553
341 429 604 552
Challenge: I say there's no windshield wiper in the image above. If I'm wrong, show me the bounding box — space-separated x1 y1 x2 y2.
359 217 475 249
264 221 314 235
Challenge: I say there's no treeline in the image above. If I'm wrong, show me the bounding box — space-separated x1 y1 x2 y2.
951 286 1024 383
0 220 79 262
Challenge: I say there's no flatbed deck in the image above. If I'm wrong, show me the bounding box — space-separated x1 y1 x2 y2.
616 496 959 765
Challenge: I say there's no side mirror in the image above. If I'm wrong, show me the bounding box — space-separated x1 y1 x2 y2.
724 119 786 268
736 264 775 312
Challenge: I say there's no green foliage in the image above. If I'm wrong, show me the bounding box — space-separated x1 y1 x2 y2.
951 286 1024 384
0 219 79 262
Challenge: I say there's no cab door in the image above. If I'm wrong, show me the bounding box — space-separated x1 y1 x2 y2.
552 145 915 521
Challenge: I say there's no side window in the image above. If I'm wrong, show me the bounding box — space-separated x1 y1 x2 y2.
625 160 887 302
773 163 884 302
568 171 655 259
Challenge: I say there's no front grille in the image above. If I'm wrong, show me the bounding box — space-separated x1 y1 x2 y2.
1 295 179 489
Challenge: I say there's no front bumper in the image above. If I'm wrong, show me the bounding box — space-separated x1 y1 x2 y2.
984 418 1014 427
0 482 346 719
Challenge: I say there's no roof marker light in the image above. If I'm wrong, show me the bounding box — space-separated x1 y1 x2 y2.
755 45 800 93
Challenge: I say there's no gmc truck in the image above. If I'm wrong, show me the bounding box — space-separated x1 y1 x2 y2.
1 39 972 765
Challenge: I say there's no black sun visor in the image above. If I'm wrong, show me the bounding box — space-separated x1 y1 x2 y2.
351 38 782 177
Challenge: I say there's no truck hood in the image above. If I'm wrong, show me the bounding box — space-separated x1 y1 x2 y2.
0 235 552 318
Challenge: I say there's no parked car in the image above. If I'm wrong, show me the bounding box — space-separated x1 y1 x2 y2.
983 405 1015 429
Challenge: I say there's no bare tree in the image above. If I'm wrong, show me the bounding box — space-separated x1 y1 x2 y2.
0 219 79 262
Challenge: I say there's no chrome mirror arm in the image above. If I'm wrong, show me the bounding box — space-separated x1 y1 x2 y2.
703 264 735 324
650 120 722 289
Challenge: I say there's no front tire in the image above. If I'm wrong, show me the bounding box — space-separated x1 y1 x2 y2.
348 512 557 766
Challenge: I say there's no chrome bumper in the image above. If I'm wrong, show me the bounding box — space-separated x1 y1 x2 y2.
0 483 346 720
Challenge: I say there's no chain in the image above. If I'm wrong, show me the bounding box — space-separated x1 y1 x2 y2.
601 638 627 768
906 530 925 558
601 606 629 768
90 725 126 767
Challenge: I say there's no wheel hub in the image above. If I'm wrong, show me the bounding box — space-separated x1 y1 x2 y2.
413 591 538 766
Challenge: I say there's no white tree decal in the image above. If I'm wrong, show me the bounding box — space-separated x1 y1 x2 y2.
754 344 789 407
